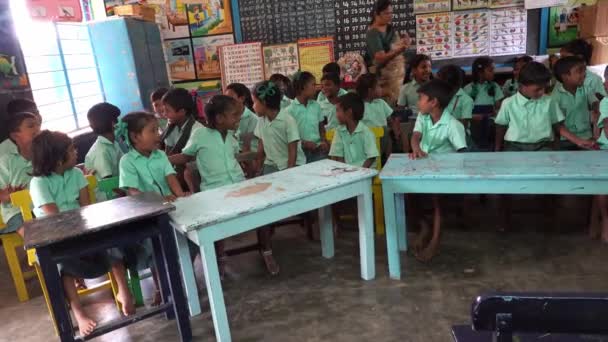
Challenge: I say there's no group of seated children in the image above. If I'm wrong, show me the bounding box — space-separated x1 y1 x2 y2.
2 38 608 336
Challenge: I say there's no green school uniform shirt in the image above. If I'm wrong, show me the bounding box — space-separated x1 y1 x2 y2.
164 119 204 148
119 149 176 197
397 80 421 114
495 92 565 143
0 144 32 222
597 98 608 149
319 98 340 130
182 126 245 191
254 109 306 171
286 98 324 145
414 110 467 154
281 96 292 110
329 121 379 168
30 168 88 218
447 88 474 121
362 99 393 127
550 82 595 140
236 107 259 152
84 136 124 180
584 69 607 100
463 81 504 107
0 139 16 158
317 88 347 103
502 79 519 98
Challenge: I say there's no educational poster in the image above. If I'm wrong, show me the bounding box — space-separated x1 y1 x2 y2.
164 39 196 81
25 0 83 22
490 6 527 55
414 0 451 13
187 0 233 37
219 42 264 90
452 0 489 10
525 0 567 9
147 0 190 39
192 34 234 80
548 0 596 48
262 43 300 79
297 37 335 82
490 0 524 8
0 4 31 94
416 12 452 59
453 10 490 57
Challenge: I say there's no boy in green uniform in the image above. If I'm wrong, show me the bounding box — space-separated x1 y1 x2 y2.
329 93 379 168
319 73 348 130
150 88 169 132
1 99 41 157
317 62 348 103
410 79 467 262
84 103 124 183
560 39 607 102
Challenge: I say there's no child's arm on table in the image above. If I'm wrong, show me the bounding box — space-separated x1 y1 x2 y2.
362 157 376 168
555 123 595 149
39 203 60 216
495 125 507 151
287 141 298 168
409 132 427 159
256 139 265 175
166 174 188 201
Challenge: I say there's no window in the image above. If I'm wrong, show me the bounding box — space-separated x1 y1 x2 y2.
10 2 104 133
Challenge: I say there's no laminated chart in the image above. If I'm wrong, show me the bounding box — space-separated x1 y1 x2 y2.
490 6 527 55
490 0 524 8
219 42 265 90
262 43 300 79
414 0 451 13
452 0 490 10
416 12 452 59
298 37 335 81
453 9 490 57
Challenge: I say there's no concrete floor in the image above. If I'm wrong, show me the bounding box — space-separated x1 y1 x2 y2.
1 196 608 341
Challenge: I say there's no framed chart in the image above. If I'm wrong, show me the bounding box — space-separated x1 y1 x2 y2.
219 42 264 90
298 37 335 81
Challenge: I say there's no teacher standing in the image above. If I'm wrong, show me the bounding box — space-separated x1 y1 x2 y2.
366 0 410 105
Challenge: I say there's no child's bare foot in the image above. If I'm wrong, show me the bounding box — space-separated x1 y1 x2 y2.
74 310 97 337
151 290 162 307
75 278 87 291
415 240 439 262
116 291 135 316
412 220 431 256
261 250 280 275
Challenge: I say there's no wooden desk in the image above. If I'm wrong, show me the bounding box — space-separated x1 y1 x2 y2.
23 192 192 342
170 160 377 342
380 152 608 280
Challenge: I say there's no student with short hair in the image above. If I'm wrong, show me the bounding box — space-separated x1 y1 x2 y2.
319 72 346 130
150 87 169 132
398 54 432 116
84 102 124 182
503 55 534 97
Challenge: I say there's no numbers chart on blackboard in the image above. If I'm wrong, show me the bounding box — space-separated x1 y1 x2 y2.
238 0 336 45
335 0 416 58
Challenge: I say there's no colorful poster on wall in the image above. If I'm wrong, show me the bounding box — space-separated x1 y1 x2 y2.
192 34 234 80
262 43 300 79
416 12 452 59
26 0 83 22
219 42 264 90
0 5 30 94
453 10 490 57
490 6 527 55
147 0 190 39
547 0 596 48
490 0 524 8
165 39 196 81
187 0 233 37
525 0 567 9
414 0 451 14
298 37 334 82
452 0 489 10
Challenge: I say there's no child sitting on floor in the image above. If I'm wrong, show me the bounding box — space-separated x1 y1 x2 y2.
503 55 533 98
398 54 432 116
329 92 379 168
410 79 467 261
30 130 134 337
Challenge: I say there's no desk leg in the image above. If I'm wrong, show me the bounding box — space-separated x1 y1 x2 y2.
357 185 375 281
383 189 401 280
198 233 231 342
36 248 75 341
152 235 174 320
396 194 407 252
174 230 201 317
319 205 334 259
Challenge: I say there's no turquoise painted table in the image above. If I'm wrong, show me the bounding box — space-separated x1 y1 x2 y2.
380 152 608 280
170 160 377 341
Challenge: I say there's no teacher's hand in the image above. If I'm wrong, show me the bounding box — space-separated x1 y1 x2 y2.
400 32 411 49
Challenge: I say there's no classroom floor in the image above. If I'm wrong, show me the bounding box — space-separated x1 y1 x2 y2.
1 196 608 341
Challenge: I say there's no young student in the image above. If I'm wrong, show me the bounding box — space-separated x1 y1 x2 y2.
253 81 305 274
30 130 134 336
319 72 344 130
169 95 244 277
287 71 328 163
437 65 473 130
225 83 259 153
409 79 467 261
560 39 607 102
463 56 504 114
84 102 124 181
398 54 432 116
269 73 293 109
503 55 534 98
1 99 41 157
150 88 169 132
0 112 40 237
317 62 347 103
329 93 379 168
495 61 595 152
550 56 596 150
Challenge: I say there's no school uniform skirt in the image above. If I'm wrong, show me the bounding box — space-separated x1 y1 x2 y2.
504 140 553 152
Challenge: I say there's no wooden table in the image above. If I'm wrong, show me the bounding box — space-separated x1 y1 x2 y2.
170 160 377 342
380 152 608 280
23 192 192 342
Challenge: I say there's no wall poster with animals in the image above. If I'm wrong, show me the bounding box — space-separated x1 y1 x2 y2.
490 0 524 7
416 12 452 59
548 0 596 48
187 0 233 37
452 0 490 11
414 0 451 14
262 43 300 79
192 34 234 79
165 38 196 81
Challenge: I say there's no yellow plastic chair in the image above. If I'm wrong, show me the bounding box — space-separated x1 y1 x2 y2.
12 175 119 335
0 210 36 302
326 127 385 234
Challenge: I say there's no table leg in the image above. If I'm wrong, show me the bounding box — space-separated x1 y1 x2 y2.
174 229 201 317
383 189 401 280
36 248 75 341
396 193 407 252
319 205 334 259
198 232 232 342
152 235 174 320
159 219 193 342
357 186 375 281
